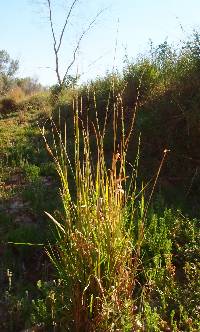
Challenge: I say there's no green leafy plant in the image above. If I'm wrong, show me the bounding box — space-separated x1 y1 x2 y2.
22 163 40 183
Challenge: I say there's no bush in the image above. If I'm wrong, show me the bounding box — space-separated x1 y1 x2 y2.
22 163 40 183
0 96 18 115
8 86 25 102
0 92 50 117
18 93 50 114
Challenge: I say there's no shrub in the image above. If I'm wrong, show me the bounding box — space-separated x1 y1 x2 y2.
8 86 25 102
22 163 40 183
0 96 18 115
18 93 50 114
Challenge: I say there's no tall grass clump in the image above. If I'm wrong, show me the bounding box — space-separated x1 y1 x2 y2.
39 78 144 331
31 32 200 330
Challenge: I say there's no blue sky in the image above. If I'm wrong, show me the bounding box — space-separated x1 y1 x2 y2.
1 0 200 85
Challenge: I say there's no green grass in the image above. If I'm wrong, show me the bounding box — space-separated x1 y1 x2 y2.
0 96 62 331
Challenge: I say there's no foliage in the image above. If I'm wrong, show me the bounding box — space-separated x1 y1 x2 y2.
0 96 18 115
18 93 50 114
0 50 19 96
0 50 18 77
0 91 50 119
7 86 25 102
22 163 40 183
16 77 45 96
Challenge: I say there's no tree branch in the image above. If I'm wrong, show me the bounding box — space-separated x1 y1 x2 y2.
57 0 79 53
62 8 104 84
46 0 105 87
47 0 57 48
47 0 61 85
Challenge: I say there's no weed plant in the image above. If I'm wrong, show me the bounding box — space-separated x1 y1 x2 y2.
39 82 139 331
36 81 155 330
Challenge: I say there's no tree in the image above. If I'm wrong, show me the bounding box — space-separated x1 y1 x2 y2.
0 50 19 95
46 0 104 88
16 77 44 95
